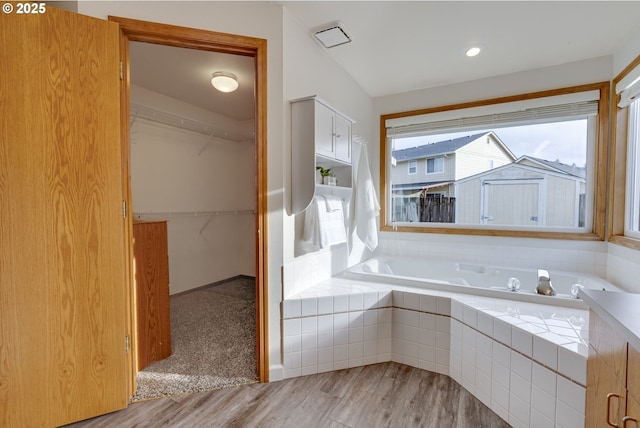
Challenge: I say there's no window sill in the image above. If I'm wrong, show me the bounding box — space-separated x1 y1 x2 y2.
609 235 640 252
381 224 603 241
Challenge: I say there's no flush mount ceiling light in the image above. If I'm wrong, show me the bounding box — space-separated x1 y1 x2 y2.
465 45 484 57
211 71 238 93
312 21 352 49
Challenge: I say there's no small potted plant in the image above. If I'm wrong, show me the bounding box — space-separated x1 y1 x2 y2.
316 166 336 185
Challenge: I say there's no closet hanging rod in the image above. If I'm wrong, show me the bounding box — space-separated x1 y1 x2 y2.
129 103 250 143
134 210 256 219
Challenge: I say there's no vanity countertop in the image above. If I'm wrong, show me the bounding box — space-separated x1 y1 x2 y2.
580 289 640 352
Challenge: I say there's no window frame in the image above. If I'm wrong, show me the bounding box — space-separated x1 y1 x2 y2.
426 156 444 174
610 56 640 250
408 159 417 175
380 82 609 240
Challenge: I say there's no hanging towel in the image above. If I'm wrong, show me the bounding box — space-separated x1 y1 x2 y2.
323 194 343 212
302 195 347 249
351 143 380 251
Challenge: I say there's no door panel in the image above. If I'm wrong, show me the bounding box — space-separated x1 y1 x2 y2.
0 6 128 427
482 181 540 226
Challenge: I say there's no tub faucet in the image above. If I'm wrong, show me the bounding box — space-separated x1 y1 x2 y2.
536 269 556 296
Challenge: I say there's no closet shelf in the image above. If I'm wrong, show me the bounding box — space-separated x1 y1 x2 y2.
130 103 251 143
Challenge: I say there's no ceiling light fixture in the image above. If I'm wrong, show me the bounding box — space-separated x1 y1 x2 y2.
465 45 483 57
211 71 239 93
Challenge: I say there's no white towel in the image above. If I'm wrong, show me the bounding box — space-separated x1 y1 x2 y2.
351 143 380 251
323 194 343 212
302 196 347 249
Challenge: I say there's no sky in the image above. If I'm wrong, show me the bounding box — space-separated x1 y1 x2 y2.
393 119 588 167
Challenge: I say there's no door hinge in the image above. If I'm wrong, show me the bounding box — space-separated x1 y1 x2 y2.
122 200 127 218
125 335 130 353
119 61 124 81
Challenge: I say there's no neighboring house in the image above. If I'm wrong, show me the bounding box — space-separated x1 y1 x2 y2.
390 131 516 221
456 157 586 227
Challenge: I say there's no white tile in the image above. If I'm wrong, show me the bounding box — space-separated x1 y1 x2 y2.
405 310 420 328
348 342 364 360
437 297 451 316
301 317 317 334
493 318 512 346
363 340 377 357
349 326 364 344
509 394 531 428
317 296 333 315
283 318 301 337
492 380 510 411
301 365 318 376
283 334 301 353
405 325 419 344
451 300 464 321
477 311 494 336
283 300 301 319
476 350 492 378
284 351 301 370
450 318 463 339
511 350 532 381
555 399 585 428
557 347 587 386
364 292 379 309
301 349 317 367
333 329 349 346
317 347 333 364
436 315 450 334
317 314 333 332
333 295 349 312
463 305 478 328
363 310 378 326
349 293 364 311
333 344 349 362
557 376 586 414
476 333 493 358
511 328 533 357
317 330 333 349
420 295 437 313
349 311 364 327
476 370 492 407
532 362 557 397
530 408 553 428
301 332 317 351
436 332 450 350
363 325 378 342
420 313 437 331
510 372 532 402
531 384 556 422
533 336 558 370
404 292 420 311
301 298 318 316
333 313 349 330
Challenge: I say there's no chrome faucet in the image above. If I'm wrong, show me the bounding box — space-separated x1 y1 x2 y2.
536 269 556 296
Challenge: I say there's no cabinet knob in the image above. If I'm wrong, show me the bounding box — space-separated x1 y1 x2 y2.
608 393 621 427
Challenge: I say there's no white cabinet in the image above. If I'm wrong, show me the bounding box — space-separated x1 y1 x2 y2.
314 101 352 163
290 96 354 215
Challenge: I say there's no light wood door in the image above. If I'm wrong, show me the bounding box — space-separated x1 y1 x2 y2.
133 221 171 370
0 6 129 427
587 350 627 427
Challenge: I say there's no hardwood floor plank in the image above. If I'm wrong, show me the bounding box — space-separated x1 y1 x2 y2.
64 363 510 428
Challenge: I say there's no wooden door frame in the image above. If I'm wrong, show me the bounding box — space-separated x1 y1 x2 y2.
109 16 269 392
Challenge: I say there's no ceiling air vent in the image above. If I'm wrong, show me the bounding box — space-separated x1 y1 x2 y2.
312 21 352 49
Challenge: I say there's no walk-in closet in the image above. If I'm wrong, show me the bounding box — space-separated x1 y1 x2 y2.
128 41 258 400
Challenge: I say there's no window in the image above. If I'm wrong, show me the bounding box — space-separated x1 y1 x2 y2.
426 157 444 174
611 56 640 249
381 83 609 239
408 160 417 174
625 99 640 239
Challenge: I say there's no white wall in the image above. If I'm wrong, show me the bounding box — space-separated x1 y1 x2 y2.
281 7 375 297
130 85 255 295
79 0 287 380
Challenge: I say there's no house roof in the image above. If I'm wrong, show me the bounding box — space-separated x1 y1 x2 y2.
391 131 511 162
515 156 586 178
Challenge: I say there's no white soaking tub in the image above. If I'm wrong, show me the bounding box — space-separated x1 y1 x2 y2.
344 256 621 307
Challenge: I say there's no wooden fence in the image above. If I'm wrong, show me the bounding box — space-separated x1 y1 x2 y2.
420 194 455 223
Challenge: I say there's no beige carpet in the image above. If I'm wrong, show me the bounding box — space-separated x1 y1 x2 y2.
131 276 259 402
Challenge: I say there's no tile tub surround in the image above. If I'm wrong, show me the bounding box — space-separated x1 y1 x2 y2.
283 277 588 428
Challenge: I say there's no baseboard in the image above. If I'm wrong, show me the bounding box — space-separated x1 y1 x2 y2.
170 275 256 298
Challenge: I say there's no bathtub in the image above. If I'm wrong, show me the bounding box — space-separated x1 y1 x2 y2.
344 256 621 307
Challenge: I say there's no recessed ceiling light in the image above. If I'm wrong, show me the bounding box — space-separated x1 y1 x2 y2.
465 46 483 57
211 71 238 93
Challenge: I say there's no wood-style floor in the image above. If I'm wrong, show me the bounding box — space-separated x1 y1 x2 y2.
65 362 510 427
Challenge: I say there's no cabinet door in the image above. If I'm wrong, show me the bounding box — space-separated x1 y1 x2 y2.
334 113 352 163
587 348 627 427
315 101 335 158
0 7 128 427
134 221 171 370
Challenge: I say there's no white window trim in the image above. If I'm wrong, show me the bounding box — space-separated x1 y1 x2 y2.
408 160 417 175
425 157 444 174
